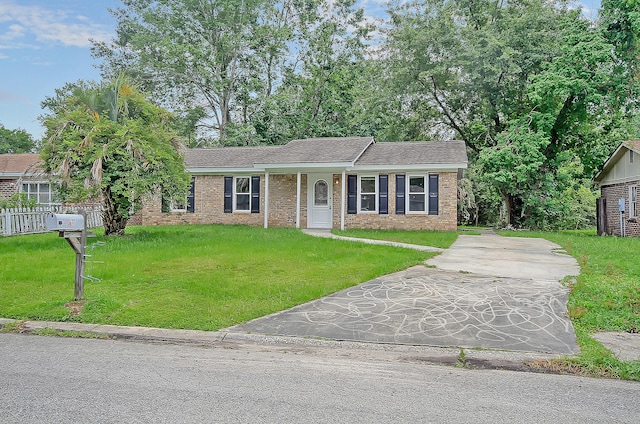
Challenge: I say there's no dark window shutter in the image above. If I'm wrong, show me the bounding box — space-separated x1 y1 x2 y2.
251 175 260 213
428 174 439 215
161 195 169 213
347 175 357 214
224 176 233 213
396 174 405 214
379 174 388 214
187 178 195 213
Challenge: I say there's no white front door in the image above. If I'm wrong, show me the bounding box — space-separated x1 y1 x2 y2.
308 174 333 229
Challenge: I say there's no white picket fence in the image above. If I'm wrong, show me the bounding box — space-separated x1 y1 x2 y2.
1 205 103 236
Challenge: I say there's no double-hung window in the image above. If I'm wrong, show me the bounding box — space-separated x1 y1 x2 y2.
161 178 195 213
224 175 259 214
407 175 427 213
630 186 638 218
358 176 377 212
21 182 56 205
235 177 251 212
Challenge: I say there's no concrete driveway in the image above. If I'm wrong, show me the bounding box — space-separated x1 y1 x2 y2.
426 232 580 283
231 233 581 354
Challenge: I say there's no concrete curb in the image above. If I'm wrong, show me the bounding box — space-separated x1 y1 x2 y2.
0 318 565 373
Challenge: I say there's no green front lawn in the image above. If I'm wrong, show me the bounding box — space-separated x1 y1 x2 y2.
0 225 441 330
333 228 460 248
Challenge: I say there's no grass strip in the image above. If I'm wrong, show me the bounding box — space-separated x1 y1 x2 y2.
332 229 459 248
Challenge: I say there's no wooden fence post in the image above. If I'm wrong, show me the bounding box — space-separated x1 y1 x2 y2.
2 208 9 236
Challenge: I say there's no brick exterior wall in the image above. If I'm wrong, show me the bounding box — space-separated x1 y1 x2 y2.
0 179 19 199
141 175 264 227
142 171 459 231
600 181 640 237
334 172 458 231
266 174 308 227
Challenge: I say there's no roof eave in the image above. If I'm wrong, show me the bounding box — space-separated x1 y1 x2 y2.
594 143 629 183
187 166 265 174
0 172 27 178
351 163 468 172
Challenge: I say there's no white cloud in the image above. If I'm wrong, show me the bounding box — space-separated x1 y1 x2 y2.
0 90 32 104
0 1 112 50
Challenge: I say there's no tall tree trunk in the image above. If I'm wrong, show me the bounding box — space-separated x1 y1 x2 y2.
501 191 513 228
102 187 129 236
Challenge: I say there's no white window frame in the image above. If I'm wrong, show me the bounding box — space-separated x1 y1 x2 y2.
630 185 638 218
20 181 55 205
169 199 188 213
358 175 378 213
630 150 635 164
406 174 428 214
234 176 252 212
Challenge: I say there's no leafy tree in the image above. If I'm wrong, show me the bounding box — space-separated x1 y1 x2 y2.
40 76 190 236
478 14 637 227
382 0 571 153
93 0 298 143
382 0 640 228
92 0 369 146
257 0 371 143
0 123 37 153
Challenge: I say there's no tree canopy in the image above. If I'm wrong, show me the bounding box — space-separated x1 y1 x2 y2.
92 0 371 146
0 123 37 154
40 76 190 236
380 0 639 228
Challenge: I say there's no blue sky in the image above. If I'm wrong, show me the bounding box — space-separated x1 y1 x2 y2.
0 0 601 140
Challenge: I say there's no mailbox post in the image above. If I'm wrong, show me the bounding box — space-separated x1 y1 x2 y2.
46 210 89 300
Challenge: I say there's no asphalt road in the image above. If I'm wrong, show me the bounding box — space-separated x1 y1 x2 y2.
1 333 638 423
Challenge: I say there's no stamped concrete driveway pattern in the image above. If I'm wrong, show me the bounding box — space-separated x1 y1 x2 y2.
232 233 581 354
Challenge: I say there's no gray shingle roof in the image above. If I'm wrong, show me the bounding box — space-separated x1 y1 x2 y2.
184 146 281 168
182 138 467 170
255 137 374 164
355 140 468 166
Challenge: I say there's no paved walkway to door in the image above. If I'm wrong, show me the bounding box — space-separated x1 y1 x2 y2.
231 232 582 354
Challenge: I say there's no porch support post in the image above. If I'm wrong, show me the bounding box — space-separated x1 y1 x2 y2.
340 170 346 231
296 172 301 228
264 171 270 229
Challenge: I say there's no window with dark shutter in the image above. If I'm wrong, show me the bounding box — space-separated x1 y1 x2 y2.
395 174 405 214
347 175 357 214
223 176 233 213
161 177 195 213
428 174 439 215
379 174 388 214
359 176 376 212
187 178 195 213
161 195 170 213
408 175 426 212
251 176 260 213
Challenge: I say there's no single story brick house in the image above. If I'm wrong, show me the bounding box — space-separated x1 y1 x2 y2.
0 153 57 204
141 137 468 231
594 140 640 236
